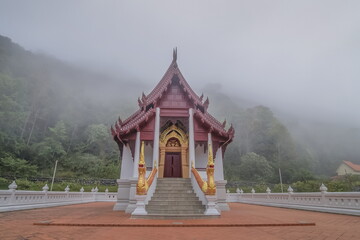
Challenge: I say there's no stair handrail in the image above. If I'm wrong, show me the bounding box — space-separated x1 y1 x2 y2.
137 141 158 195
191 163 208 193
147 162 158 188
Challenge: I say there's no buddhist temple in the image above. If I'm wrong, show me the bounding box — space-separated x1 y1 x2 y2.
111 49 234 218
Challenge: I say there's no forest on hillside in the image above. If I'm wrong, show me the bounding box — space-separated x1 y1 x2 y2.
1 35 360 189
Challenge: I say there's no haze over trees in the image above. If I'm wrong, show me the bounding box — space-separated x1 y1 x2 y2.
0 35 360 186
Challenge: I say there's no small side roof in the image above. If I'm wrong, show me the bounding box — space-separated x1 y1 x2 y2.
342 161 360 172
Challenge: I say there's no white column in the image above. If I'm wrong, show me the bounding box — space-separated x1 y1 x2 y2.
214 147 224 180
215 144 229 211
188 108 196 176
207 132 212 146
152 107 160 169
120 144 134 179
114 143 134 211
132 131 141 177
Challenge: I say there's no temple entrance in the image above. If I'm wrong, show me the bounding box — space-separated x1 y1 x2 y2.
159 124 189 178
164 152 182 177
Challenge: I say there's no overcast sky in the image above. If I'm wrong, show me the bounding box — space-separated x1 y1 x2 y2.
1 0 359 127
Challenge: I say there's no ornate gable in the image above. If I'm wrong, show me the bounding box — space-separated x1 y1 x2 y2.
111 49 234 149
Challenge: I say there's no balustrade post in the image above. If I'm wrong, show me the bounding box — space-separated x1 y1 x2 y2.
95 186 99 201
80 187 84 201
266 187 271 200
8 181 17 204
236 188 240 202
65 185 70 200
287 186 294 203
42 184 49 202
251 188 255 199
105 188 109 200
320 183 328 205
91 187 96 200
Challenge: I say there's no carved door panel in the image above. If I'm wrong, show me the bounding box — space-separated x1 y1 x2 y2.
164 152 182 178
164 154 172 177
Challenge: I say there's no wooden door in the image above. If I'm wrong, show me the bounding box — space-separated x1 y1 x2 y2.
164 152 182 178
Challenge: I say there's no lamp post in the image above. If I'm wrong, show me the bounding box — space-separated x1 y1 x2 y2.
279 168 283 193
50 160 58 191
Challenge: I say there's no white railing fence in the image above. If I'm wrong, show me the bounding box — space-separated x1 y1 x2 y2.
226 184 360 216
0 181 117 212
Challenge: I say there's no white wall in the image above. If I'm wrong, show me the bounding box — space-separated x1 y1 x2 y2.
144 143 153 168
195 145 207 168
120 144 134 179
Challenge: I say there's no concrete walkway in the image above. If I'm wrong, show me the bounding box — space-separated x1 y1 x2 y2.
0 202 359 239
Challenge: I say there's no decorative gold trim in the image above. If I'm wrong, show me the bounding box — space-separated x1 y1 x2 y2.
136 141 148 195
137 141 158 195
159 124 188 147
206 143 216 195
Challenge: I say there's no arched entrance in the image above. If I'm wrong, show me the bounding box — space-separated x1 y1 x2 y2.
158 124 189 178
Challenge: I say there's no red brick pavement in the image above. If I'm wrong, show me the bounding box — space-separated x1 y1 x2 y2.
0 202 359 240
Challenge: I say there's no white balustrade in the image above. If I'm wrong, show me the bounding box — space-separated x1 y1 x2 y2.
0 182 117 212
226 184 360 216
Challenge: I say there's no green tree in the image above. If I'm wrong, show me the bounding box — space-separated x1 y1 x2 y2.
239 152 274 182
0 155 37 178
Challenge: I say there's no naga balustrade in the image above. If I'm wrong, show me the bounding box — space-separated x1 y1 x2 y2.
190 143 216 195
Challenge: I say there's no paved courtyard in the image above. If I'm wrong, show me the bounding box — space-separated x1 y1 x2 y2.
0 202 359 240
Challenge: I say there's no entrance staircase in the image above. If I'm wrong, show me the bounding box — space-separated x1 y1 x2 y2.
139 178 213 219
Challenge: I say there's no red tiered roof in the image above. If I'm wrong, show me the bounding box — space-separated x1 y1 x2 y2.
111 49 234 146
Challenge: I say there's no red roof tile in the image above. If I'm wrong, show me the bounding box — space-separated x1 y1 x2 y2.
343 161 360 172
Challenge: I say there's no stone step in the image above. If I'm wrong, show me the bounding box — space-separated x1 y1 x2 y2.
156 183 191 186
152 190 195 194
157 178 191 181
154 191 196 197
146 209 205 214
156 182 191 185
154 189 194 194
148 199 202 204
147 202 204 207
150 197 200 201
156 184 193 189
146 205 205 211
155 186 193 189
131 214 219 220
144 178 205 217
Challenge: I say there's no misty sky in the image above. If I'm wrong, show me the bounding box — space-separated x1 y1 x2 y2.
1 0 360 127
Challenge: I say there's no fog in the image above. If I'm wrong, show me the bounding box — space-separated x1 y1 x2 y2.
1 0 360 127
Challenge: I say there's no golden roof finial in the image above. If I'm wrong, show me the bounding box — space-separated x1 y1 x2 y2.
173 47 177 62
